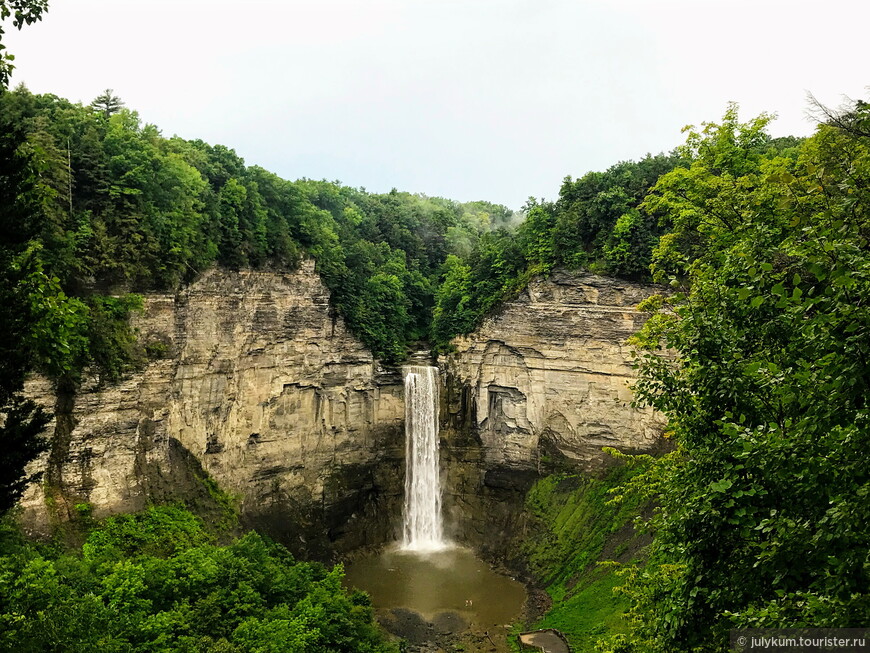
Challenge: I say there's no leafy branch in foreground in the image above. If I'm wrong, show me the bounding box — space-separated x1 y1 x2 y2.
600 102 870 652
0 0 48 88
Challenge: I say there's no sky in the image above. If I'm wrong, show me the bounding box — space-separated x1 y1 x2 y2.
5 0 869 210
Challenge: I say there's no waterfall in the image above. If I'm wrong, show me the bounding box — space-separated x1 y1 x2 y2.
401 365 445 551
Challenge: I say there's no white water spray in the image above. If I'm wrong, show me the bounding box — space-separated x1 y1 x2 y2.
401 365 445 551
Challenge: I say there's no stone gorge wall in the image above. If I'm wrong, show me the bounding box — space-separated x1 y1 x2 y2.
20 264 665 559
22 262 406 556
439 271 667 552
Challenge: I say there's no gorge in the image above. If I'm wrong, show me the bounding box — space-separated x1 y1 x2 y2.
20 262 665 563
3 83 868 652
18 261 666 651
7 246 674 653
346 363 527 650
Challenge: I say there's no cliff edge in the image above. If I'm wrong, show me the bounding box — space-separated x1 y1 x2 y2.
440 270 667 551
21 261 406 555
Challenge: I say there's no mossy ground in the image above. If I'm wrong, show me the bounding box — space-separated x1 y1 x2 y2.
510 464 648 652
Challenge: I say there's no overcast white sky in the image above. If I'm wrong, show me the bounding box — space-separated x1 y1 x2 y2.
5 0 868 209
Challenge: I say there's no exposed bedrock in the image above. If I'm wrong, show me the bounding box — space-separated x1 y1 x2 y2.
19 265 666 560
21 262 406 557
439 271 668 555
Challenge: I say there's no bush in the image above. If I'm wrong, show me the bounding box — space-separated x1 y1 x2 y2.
0 506 397 652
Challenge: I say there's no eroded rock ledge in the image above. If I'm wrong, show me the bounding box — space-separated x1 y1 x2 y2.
20 265 666 560
22 262 405 556
440 271 667 552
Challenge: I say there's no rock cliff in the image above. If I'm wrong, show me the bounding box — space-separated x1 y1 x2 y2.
20 265 665 559
439 270 667 550
22 262 406 555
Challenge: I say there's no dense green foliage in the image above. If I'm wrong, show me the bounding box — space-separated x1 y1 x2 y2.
0 85 516 509
512 466 648 651
0 506 397 652
602 103 870 651
0 87 145 512
293 181 516 359
428 128 808 350
430 154 686 349
0 85 517 363
0 83 696 399
5 61 868 653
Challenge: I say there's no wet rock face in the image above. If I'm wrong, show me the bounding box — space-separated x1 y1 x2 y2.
440 271 668 553
22 262 405 557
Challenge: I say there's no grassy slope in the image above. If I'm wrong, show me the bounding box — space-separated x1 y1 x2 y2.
512 464 648 651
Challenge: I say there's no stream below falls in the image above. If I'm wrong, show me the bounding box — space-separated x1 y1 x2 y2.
343 545 527 650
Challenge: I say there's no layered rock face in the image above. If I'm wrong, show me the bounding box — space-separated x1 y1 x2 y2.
22 262 405 556
439 271 667 551
20 264 665 559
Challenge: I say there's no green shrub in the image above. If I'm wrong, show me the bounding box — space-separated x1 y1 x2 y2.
0 506 397 652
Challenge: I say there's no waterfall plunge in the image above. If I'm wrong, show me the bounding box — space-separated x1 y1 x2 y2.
401 365 446 551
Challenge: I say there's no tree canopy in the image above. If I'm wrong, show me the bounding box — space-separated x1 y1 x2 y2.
0 505 397 652
601 100 870 651
428 153 687 350
0 86 530 512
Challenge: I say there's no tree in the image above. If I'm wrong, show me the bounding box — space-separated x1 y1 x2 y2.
0 396 49 513
0 507 398 652
90 88 125 118
431 255 473 346
602 209 656 277
216 177 247 268
0 89 150 511
0 88 58 513
606 103 870 651
517 203 556 270
0 0 48 88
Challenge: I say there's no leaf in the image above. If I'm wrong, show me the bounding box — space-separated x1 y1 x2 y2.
710 479 733 493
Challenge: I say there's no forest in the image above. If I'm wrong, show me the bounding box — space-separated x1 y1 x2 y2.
0 505 396 652
0 34 868 653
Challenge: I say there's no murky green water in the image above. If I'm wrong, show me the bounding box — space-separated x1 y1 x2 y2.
343 545 526 631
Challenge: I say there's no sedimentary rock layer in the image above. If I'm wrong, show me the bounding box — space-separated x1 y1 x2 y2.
20 265 665 559
22 262 405 555
440 270 667 550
